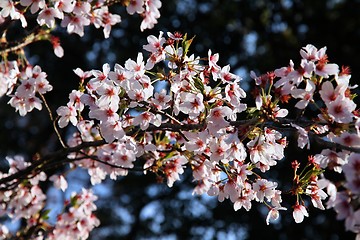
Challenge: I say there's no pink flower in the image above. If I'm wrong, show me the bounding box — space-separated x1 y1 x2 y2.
273 105 288 118
31 77 53 95
140 0 161 31
274 60 295 94
208 49 221 77
345 209 360 234
113 148 136 168
73 1 91 15
99 120 125 143
266 206 287 225
163 155 188 187
16 79 35 97
233 182 254 211
56 104 78 128
61 14 91 37
327 96 356 123
218 65 240 83
225 132 247 161
108 63 128 88
334 191 352 220
152 89 171 110
132 111 161 130
88 102 119 122
293 203 309 223
252 179 278 202
316 62 339 78
178 92 205 118
74 68 92 82
286 59 315 85
0 0 20 19
306 179 328 210
37 7 63 28
127 0 145 15
69 90 84 111
50 174 68 192
319 81 347 103
184 130 210 154
127 81 153 103
247 135 276 166
209 139 230 163
8 94 42 116
314 149 347 173
20 0 45 14
93 7 121 38
96 82 120 107
334 132 360 148
290 123 310 149
143 31 165 53
343 153 360 188
207 106 232 133
89 63 111 89
291 80 315 109
300 44 325 62
124 53 146 79
55 0 75 13
225 83 246 110
143 31 166 68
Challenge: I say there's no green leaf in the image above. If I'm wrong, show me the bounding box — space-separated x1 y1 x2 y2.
182 35 195 56
194 77 205 92
41 209 51 220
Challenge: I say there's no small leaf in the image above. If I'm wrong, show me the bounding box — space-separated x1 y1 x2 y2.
194 77 205 92
40 209 51 220
182 35 195 56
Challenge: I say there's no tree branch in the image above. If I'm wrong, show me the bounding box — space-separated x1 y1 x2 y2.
1 118 359 191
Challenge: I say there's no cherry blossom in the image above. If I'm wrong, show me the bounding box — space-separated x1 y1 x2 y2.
132 111 161 130
37 7 63 28
266 206 287 225
327 96 356 123
2 4 360 237
49 174 68 192
20 0 45 14
291 80 315 109
293 203 309 223
57 104 78 128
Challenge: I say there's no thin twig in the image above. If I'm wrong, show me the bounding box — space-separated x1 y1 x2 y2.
310 132 360 153
38 93 67 148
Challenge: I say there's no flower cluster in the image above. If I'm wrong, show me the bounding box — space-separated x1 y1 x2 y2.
55 31 289 226
1 2 360 237
0 156 98 239
51 35 360 238
4 64 53 116
250 44 360 228
48 189 99 240
272 44 356 124
0 60 53 116
324 153 360 236
0 0 162 38
0 156 46 221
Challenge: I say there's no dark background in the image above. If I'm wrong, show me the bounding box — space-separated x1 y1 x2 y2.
1 0 359 239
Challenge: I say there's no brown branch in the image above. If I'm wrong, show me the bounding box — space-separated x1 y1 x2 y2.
77 151 145 171
0 140 105 187
310 132 360 153
1 118 359 191
0 29 50 55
